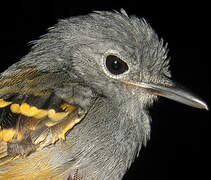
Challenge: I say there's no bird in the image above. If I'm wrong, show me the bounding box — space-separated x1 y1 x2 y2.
0 9 208 180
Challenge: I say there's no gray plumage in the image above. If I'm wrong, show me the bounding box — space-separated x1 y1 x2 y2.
0 9 207 180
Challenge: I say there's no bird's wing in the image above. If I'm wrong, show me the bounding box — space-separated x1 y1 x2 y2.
0 65 92 165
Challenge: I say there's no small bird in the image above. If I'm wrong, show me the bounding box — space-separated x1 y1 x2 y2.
0 9 208 180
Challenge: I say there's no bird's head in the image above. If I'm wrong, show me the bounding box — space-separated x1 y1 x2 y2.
30 9 208 110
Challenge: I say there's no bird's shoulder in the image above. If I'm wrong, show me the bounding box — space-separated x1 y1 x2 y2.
0 65 97 164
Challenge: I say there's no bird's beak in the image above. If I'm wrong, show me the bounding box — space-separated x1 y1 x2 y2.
124 81 208 110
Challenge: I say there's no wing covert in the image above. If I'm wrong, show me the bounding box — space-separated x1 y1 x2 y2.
0 67 94 162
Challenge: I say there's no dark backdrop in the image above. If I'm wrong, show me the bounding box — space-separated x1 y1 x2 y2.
0 1 209 180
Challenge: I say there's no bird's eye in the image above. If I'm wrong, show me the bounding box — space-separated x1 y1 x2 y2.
105 55 129 75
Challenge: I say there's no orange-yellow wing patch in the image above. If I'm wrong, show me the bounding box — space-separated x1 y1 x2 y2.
0 96 85 156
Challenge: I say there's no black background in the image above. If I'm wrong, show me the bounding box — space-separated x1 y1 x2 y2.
0 1 210 180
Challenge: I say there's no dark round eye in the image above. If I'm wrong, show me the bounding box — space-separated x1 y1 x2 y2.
105 55 129 75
